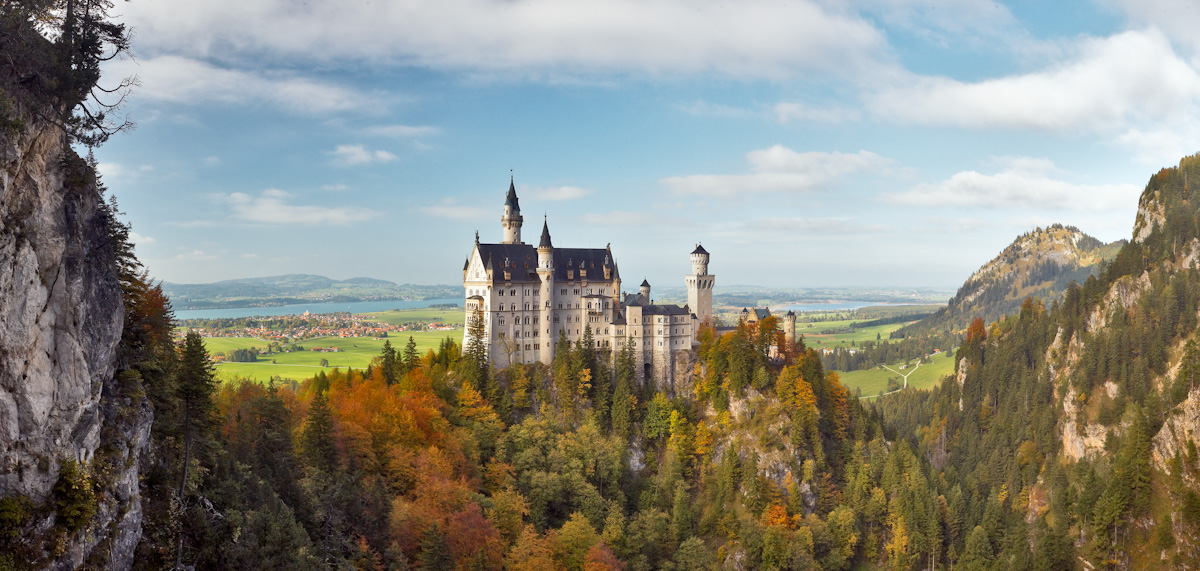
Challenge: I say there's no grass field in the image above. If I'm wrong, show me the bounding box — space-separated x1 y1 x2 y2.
364 307 465 327
838 350 958 397
795 317 913 348
205 330 461 382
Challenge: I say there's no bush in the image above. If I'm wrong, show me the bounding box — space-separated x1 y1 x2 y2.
53 460 97 533
0 495 31 540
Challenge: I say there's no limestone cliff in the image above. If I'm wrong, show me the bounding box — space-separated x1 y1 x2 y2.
0 96 150 567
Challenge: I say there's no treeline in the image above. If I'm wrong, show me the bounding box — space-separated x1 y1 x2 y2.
849 312 933 329
820 335 954 372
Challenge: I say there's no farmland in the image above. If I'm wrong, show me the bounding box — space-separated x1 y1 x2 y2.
205 331 458 382
837 350 958 397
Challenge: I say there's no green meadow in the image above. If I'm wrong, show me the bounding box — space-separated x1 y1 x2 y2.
205 331 460 382
794 317 911 348
838 350 958 398
364 307 465 327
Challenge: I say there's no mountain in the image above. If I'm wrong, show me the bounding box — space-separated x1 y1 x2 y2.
896 224 1122 338
879 154 1200 568
161 274 460 309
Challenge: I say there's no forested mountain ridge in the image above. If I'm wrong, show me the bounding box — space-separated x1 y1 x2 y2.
161 274 459 309
879 154 1200 569
896 224 1122 338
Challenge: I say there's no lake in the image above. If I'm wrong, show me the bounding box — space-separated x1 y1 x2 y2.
175 298 461 320
780 302 924 313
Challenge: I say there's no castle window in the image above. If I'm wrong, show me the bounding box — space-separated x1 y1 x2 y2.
533 317 539 324
525 303 531 310
554 316 559 323
499 318 505 325
498 290 504 296
499 332 505 339
510 289 516 296
574 288 580 295
561 288 567 295
535 343 540 349
605 328 609 334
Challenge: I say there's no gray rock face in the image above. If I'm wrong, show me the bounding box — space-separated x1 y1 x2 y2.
0 104 146 568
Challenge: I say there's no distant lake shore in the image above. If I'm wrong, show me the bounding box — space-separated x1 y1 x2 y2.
175 298 462 320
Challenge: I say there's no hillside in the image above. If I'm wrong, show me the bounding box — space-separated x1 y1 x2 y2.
161 274 459 309
878 154 1200 569
896 224 1122 338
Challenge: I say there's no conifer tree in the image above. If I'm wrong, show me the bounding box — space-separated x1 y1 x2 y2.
380 339 400 385
299 391 339 475
175 330 218 567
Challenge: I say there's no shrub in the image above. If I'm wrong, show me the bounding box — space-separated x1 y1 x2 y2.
53 460 97 533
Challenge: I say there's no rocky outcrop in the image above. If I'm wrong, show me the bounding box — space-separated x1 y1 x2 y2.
1153 388 1200 478
0 98 148 568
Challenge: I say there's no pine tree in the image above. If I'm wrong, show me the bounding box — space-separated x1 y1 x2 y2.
464 308 489 390
402 335 420 373
299 392 339 475
175 330 218 567
380 339 400 385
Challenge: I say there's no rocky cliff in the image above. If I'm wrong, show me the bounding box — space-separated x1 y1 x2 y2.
0 95 150 567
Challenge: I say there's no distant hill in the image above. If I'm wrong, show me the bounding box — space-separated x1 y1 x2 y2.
161 274 460 309
896 224 1123 337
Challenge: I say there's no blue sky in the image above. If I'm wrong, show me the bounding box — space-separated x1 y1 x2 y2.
95 0 1200 288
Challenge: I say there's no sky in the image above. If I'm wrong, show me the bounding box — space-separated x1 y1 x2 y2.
92 0 1200 289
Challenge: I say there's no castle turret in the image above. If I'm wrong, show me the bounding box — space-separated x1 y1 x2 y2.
537 216 555 363
640 279 651 300
784 310 797 346
686 244 714 324
501 177 523 244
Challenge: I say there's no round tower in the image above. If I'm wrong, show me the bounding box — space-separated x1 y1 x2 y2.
784 310 797 346
686 244 714 325
501 177 523 244
640 279 651 300
537 216 555 363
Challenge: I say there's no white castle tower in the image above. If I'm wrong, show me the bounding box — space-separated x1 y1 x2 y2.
501 177 523 244
686 244 714 324
537 216 555 364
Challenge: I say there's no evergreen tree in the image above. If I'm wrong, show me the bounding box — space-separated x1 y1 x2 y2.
299 392 339 475
464 308 489 390
380 339 400 385
175 330 218 567
402 335 420 373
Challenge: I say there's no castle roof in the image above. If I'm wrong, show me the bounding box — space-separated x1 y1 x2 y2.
692 244 708 255
539 218 553 248
473 242 617 284
742 307 771 320
505 179 520 210
640 279 650 287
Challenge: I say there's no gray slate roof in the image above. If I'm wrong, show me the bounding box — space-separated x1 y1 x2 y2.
474 243 617 284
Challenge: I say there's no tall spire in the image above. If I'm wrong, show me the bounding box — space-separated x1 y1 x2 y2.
539 214 553 248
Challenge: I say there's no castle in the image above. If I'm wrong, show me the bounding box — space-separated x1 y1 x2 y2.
462 180 715 386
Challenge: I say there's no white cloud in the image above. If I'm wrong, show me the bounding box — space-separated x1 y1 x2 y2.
171 250 219 262
579 210 687 227
885 158 1140 211
96 162 153 181
662 146 894 197
117 0 888 79
167 219 218 228
128 232 156 245
203 156 221 166
774 102 861 124
714 217 890 244
363 124 440 138
417 202 491 220
328 144 398 166
678 101 758 119
322 184 350 191
526 185 592 201
225 189 377 225
867 30 1200 133
108 55 386 114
